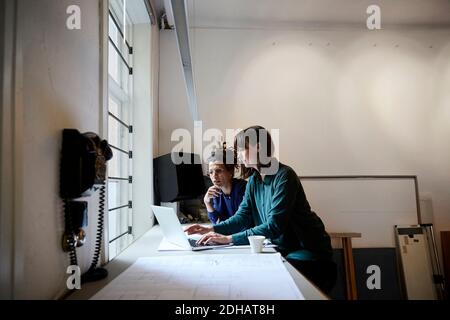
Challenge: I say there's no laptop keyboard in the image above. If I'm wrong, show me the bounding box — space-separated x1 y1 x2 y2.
188 238 212 247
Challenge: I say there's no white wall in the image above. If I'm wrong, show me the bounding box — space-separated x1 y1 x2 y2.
6 0 103 299
158 30 193 156
159 27 450 247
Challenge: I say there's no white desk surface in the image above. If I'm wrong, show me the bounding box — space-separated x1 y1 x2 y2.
67 225 328 300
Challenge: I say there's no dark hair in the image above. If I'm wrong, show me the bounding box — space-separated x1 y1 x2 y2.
234 125 275 179
207 145 237 175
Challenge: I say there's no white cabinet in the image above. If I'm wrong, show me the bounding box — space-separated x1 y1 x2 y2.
395 225 437 300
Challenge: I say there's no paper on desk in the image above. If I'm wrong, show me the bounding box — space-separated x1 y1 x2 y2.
157 237 190 251
91 253 304 300
220 244 278 249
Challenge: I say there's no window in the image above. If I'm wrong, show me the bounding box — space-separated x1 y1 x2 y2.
107 0 153 260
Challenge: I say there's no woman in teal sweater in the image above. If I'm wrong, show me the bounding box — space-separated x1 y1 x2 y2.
186 126 336 294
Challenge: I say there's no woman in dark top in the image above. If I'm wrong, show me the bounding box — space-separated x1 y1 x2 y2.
204 147 247 224
188 126 337 294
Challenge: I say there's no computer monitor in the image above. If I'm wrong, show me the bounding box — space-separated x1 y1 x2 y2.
153 152 206 203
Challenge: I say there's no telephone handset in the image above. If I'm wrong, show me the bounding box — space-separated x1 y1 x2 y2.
60 129 112 198
60 129 113 283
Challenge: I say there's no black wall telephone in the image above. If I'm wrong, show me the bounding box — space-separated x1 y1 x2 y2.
60 129 113 283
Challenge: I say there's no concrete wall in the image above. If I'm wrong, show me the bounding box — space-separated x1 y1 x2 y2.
0 0 159 300
5 0 103 299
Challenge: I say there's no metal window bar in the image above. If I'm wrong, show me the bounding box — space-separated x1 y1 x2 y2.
109 144 129 156
109 230 130 244
109 36 133 75
109 204 129 212
109 10 133 54
108 111 130 130
109 176 130 181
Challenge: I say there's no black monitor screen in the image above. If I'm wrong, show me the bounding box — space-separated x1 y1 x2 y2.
153 153 206 203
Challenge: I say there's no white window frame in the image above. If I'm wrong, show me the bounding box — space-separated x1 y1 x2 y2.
106 0 135 261
101 0 155 263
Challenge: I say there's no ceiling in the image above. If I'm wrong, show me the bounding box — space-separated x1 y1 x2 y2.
173 0 450 29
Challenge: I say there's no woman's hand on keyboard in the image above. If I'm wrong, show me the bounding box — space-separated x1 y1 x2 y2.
197 232 232 245
184 224 213 235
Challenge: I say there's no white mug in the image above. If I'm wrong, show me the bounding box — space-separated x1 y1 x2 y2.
248 235 265 253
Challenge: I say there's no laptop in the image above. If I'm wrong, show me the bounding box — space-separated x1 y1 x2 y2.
151 205 232 251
